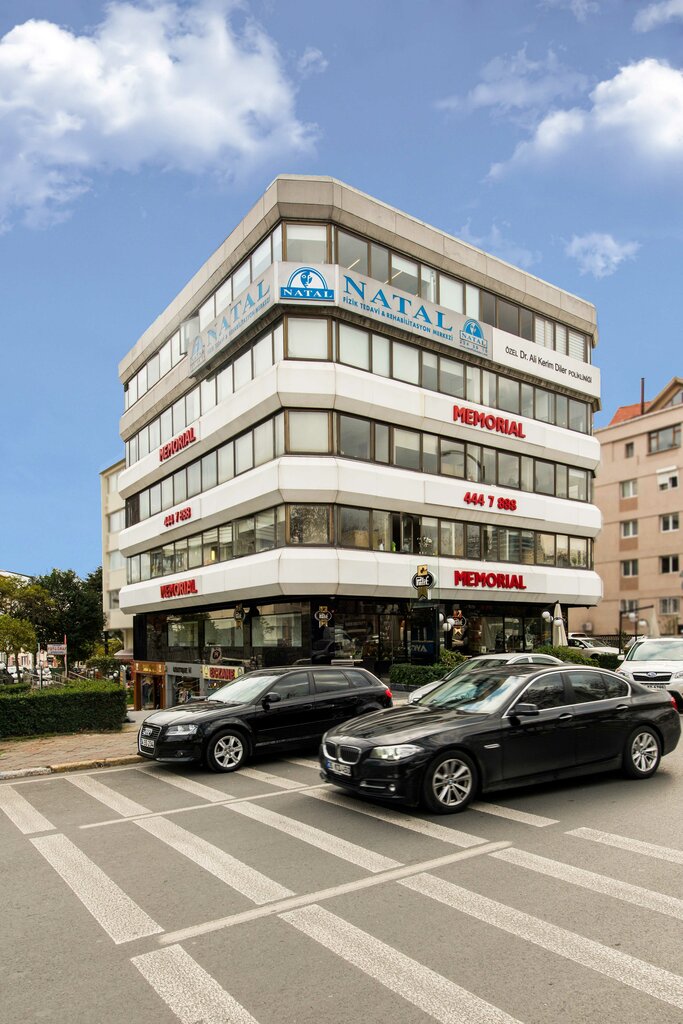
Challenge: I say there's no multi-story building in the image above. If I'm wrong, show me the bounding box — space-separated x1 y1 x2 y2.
100 459 134 661
117 175 601 709
569 377 683 639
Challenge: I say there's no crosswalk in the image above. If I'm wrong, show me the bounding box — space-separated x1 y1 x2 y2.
2 755 683 1024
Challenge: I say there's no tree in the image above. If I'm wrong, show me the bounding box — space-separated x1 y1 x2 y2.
32 568 105 663
0 614 36 670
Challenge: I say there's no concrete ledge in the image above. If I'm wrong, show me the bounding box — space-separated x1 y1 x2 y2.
0 766 52 780
0 755 142 780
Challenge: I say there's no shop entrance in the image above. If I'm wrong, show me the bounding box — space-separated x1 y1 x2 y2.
408 604 440 664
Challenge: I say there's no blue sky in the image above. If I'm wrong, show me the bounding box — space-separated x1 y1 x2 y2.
2 0 682 577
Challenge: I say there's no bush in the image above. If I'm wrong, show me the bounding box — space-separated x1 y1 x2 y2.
438 649 468 671
390 662 451 690
534 645 621 672
0 681 127 738
0 682 31 697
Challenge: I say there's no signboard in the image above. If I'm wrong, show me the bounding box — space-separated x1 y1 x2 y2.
314 605 333 626
189 268 275 375
160 579 199 599
201 665 244 682
412 565 436 590
133 661 165 675
454 570 526 590
47 643 67 655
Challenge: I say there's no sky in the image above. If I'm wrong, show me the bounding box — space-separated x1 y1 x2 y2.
2 0 682 577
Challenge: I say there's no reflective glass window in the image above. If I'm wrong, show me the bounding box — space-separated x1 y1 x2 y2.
254 422 274 466
393 342 420 385
235 433 254 474
339 416 371 460
391 254 418 295
337 231 368 275
285 223 327 263
393 428 421 470
441 357 465 398
372 335 390 377
340 507 370 547
439 275 464 313
218 442 234 483
289 505 330 544
287 318 328 359
339 324 370 370
289 411 329 452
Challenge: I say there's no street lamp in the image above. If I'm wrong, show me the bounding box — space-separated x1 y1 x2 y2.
618 605 653 655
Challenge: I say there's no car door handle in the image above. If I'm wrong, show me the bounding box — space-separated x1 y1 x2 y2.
558 713 573 721
615 704 629 712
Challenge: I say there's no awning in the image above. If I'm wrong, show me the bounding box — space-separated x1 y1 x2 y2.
114 649 134 661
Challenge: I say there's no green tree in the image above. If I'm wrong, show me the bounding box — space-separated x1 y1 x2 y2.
32 568 105 664
0 614 36 670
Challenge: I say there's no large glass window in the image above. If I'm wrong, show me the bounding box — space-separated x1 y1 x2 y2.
393 343 420 385
287 318 328 359
339 416 371 460
289 505 330 544
390 254 418 295
338 324 370 370
339 507 370 547
393 428 421 470
337 231 368 275
289 411 329 452
285 223 327 263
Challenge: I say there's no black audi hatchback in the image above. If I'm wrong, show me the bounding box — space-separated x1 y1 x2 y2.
138 665 392 771
320 664 681 813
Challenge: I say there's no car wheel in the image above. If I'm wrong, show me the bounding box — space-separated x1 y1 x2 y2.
205 730 248 773
622 727 661 779
421 750 478 814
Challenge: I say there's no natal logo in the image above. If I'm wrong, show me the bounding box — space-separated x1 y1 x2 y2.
280 267 334 301
191 335 204 365
459 318 488 356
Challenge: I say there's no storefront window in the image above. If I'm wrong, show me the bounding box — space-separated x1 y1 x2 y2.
252 612 302 649
205 614 241 647
167 620 198 648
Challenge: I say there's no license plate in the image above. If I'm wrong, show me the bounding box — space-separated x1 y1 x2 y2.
140 738 155 749
327 760 351 777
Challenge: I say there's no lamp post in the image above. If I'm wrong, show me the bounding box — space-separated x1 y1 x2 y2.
618 605 653 655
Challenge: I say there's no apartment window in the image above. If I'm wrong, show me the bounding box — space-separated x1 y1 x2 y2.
621 559 638 577
625 442 634 458
108 550 125 571
620 479 637 498
658 471 679 491
660 555 679 574
108 590 120 610
660 597 680 615
620 599 638 612
108 510 125 533
649 425 681 454
621 520 638 538
661 513 679 532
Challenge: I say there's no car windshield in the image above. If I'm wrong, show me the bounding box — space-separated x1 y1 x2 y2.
207 673 281 704
626 641 683 662
420 671 529 713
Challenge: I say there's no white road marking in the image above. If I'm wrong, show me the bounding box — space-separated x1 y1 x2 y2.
470 802 558 827
282 903 523 1024
227 800 400 872
132 944 259 1024
567 827 683 864
492 847 683 920
402 873 683 1011
238 767 304 790
67 774 149 816
135 765 234 803
160 842 512 946
283 757 319 769
30 833 162 943
135 816 293 904
0 785 54 834
303 788 486 847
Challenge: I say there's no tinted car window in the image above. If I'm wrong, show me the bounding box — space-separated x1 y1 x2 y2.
521 675 567 709
345 669 374 689
570 671 628 702
529 656 560 664
312 670 351 693
269 672 311 700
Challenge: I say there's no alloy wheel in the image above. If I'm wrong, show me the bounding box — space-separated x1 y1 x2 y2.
631 731 659 773
213 734 244 769
431 757 473 807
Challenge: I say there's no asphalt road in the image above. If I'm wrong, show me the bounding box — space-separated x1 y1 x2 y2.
2 739 683 1024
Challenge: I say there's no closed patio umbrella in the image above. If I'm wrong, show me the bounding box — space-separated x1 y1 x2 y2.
648 610 660 639
552 602 568 647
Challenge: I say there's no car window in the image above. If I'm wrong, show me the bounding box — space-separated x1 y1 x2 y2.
529 656 558 664
268 672 311 700
520 675 567 709
569 671 628 702
344 669 374 689
312 670 351 694
626 640 683 662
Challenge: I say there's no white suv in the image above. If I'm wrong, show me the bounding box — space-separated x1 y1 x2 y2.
616 637 683 711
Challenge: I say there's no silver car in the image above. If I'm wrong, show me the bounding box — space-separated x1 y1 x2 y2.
406 652 563 704
616 637 683 711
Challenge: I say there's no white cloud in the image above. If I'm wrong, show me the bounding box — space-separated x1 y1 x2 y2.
489 58 683 178
457 221 540 270
0 1 313 230
540 0 599 21
634 0 683 32
565 233 640 277
297 46 328 77
437 47 587 117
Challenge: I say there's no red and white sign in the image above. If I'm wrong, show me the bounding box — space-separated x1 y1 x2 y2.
159 426 197 462
463 492 518 511
454 570 527 590
205 665 243 681
453 405 525 438
164 505 193 528
160 578 199 599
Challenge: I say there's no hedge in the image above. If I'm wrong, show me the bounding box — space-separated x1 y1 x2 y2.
534 645 621 672
389 662 453 690
0 682 31 697
0 681 127 738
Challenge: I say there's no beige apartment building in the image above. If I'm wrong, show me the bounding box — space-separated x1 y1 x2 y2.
100 459 134 659
569 378 683 638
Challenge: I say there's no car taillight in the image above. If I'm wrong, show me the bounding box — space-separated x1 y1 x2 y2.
385 688 393 699
671 696 678 709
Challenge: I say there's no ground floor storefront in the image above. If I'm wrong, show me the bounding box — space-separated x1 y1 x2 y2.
130 595 564 710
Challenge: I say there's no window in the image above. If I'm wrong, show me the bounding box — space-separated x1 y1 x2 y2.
622 559 638 577
266 672 310 698
393 428 421 470
658 471 679 491
520 676 566 709
661 513 679 532
288 506 330 545
288 411 329 452
625 442 634 458
287 318 328 359
167 620 198 649
312 670 351 694
649 425 680 453
390 254 418 295
108 590 120 609
620 479 637 498
339 507 369 547
108 550 125 571
285 223 327 263
337 230 368 275
108 510 125 533
393 342 420 385
660 555 679 574
620 599 638 612
621 520 638 538
570 670 628 702
339 415 371 460
338 324 370 370
660 597 680 615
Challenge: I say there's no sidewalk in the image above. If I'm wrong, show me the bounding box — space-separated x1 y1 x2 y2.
0 712 146 779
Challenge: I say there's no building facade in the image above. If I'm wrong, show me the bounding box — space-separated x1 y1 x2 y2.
117 176 602 709
569 378 683 639
100 460 134 661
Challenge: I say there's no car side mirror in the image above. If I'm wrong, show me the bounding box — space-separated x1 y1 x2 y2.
617 654 625 661
262 691 282 706
511 702 540 718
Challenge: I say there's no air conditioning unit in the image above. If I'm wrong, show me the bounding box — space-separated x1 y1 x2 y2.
582 622 593 633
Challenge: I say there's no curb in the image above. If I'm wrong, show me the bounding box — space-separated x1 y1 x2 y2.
0 754 142 781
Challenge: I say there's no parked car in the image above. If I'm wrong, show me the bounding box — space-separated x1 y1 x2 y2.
138 665 392 771
406 652 563 704
320 663 680 813
616 637 683 711
567 636 620 657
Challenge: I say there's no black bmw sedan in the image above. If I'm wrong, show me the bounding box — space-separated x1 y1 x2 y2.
320 664 681 813
138 665 392 771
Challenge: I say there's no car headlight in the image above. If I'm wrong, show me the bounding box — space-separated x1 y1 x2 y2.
672 670 683 680
370 744 422 760
166 724 199 736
